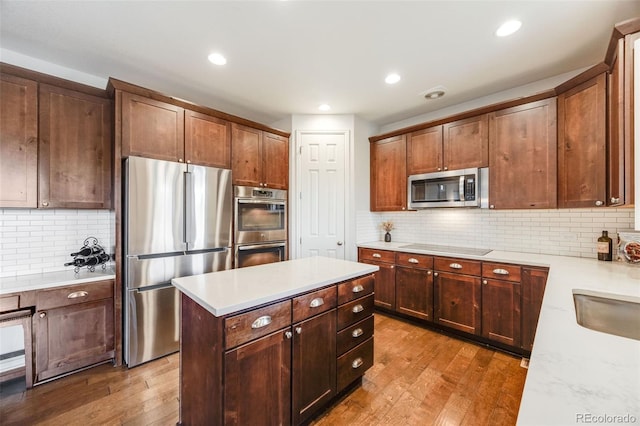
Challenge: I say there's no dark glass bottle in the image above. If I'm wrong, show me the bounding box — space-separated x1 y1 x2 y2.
597 230 612 261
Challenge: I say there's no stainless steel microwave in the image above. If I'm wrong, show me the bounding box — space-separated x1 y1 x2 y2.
408 167 488 209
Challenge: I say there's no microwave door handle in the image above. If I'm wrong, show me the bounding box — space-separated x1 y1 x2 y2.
459 176 465 202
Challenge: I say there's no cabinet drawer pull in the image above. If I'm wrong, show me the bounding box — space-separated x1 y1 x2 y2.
352 328 363 338
352 304 364 313
492 268 509 275
408 258 419 264
309 297 324 308
449 263 462 269
67 291 88 299
352 358 364 369
372 253 382 258
352 285 364 293
251 315 272 329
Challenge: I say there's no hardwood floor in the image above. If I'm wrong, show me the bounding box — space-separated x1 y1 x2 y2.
0 313 527 425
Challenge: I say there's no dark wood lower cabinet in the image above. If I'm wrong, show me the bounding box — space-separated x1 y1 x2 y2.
364 260 396 310
293 310 336 425
481 278 521 347
34 298 115 382
224 329 292 426
521 267 549 352
396 266 433 321
433 271 481 335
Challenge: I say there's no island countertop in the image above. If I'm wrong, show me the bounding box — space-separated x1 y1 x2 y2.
171 256 378 317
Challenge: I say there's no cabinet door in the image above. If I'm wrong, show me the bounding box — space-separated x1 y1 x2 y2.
489 98 557 209
407 126 442 174
434 271 481 335
608 38 625 206
558 74 606 208
0 73 38 208
372 261 396 310
292 310 336 425
38 84 112 209
396 266 433 321
184 110 231 168
121 92 184 162
35 298 115 382
370 135 407 211
443 114 488 170
263 132 289 189
231 123 262 187
224 328 291 426
521 267 548 352
481 278 521 347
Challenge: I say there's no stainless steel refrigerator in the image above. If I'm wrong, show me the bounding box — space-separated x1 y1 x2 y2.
123 156 232 367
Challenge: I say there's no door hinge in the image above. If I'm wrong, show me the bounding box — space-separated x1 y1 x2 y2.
299 237 302 244
299 146 302 155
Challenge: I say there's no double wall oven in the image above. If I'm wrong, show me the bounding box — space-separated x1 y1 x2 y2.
234 186 287 268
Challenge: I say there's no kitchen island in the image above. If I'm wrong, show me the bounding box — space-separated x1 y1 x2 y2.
172 256 378 425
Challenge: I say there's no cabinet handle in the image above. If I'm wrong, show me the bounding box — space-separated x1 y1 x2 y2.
444 167 448 171
178 158 184 163
284 331 293 339
39 312 46 318
595 200 604 206
309 297 324 308
372 253 382 258
408 258 419 264
352 328 363 338
427 270 432 275
449 263 462 269
434 272 439 277
67 290 88 299
437 167 442 171
41 201 49 207
490 204 495 209
352 304 364 313
352 284 364 293
186 160 191 164
251 315 272 329
492 268 509 276
483 280 488 285
295 326 302 334
352 358 364 369
610 197 620 204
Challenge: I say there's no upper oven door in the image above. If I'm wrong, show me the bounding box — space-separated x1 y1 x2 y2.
235 199 287 244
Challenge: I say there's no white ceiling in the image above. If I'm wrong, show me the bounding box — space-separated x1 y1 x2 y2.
1 1 639 128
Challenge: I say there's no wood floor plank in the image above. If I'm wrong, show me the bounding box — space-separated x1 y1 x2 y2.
1 313 526 426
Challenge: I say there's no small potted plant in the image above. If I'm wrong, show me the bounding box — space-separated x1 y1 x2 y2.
381 220 394 242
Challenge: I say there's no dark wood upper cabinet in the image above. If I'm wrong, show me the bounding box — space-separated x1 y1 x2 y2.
0 73 38 208
38 84 112 209
443 114 489 171
489 98 557 209
608 38 625 206
121 91 185 162
184 110 231 168
232 123 288 189
558 74 607 208
370 134 407 211
407 126 442 174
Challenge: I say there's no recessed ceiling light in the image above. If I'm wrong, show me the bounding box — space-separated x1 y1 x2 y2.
385 73 401 85
496 20 522 37
421 85 446 100
208 52 227 65
318 104 331 111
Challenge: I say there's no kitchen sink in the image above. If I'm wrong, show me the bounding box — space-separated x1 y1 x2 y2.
573 289 640 341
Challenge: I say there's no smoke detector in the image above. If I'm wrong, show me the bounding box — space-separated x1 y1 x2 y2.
421 85 446 100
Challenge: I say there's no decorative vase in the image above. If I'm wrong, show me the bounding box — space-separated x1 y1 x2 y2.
384 232 391 242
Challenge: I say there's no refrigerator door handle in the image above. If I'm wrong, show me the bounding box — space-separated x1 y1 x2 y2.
184 170 195 247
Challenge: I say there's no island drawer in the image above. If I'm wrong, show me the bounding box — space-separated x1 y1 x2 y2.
337 337 374 392
338 274 374 304
225 300 292 349
337 294 374 330
292 285 337 323
434 257 481 276
36 280 114 310
482 262 521 282
337 315 374 356
358 248 395 264
396 252 433 269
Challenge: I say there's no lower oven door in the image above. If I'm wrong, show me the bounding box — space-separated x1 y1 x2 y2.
235 242 286 268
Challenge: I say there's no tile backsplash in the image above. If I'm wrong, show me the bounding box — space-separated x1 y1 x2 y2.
357 207 635 259
0 209 115 278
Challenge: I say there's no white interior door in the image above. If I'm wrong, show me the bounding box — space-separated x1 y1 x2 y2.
298 131 347 258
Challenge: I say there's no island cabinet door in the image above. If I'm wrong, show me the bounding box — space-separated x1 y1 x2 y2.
224 328 292 426
292 309 336 425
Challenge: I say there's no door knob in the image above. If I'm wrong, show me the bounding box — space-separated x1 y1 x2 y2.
337 241 343 246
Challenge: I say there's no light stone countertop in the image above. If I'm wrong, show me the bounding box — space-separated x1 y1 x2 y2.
171 256 378 317
0 266 116 295
358 241 640 425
